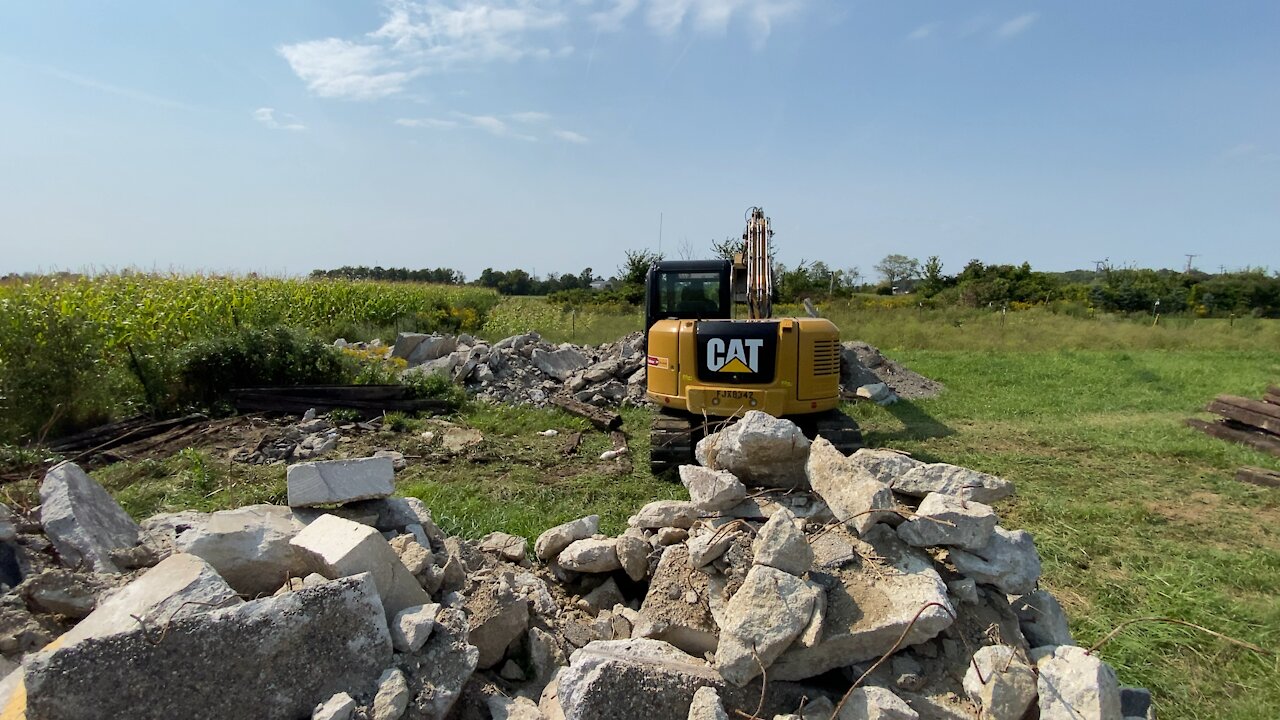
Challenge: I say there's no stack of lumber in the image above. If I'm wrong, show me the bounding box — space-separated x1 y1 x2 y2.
1186 384 1280 458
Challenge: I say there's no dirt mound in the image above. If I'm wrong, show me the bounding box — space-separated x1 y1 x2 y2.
841 341 944 400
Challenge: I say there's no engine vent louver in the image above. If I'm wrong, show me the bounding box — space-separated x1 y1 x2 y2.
811 340 840 376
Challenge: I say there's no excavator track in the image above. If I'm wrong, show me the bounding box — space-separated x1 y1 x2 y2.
649 412 699 475
804 409 865 456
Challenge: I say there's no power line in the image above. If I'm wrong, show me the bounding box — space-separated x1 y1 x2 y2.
1184 254 1200 273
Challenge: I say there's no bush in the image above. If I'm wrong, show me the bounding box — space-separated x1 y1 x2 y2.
174 327 350 409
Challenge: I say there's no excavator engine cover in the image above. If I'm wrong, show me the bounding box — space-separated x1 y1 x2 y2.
696 320 777 384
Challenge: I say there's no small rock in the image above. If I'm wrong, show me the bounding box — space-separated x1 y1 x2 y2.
480 532 529 563
1032 645 1122 720
389 534 433 575
892 463 1014 504
839 686 919 719
1010 589 1075 648
630 501 699 530
499 659 526 682
892 653 926 692
581 578 626 616
946 578 980 606
372 667 410 720
686 532 733 569
949 526 1042 596
286 457 396 507
656 527 689 545
846 448 923 485
557 538 622 574
687 685 729 720
313 692 356 720
897 492 998 551
963 644 1038 720
806 438 897 535
392 602 440 653
535 515 600 562
716 565 820 686
18 569 99 619
679 466 747 512
615 535 651 582
488 695 545 720
752 507 813 576
464 580 530 669
695 412 811 489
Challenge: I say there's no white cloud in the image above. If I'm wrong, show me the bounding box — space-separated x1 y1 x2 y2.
996 13 1038 39
511 111 551 123
553 129 590 144
253 107 307 131
280 1 806 101
395 117 459 128
907 23 937 40
278 38 413 100
455 112 538 140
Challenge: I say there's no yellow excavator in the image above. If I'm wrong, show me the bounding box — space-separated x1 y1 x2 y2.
645 207 862 473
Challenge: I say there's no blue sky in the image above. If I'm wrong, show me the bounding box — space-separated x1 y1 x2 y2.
1 1 1277 280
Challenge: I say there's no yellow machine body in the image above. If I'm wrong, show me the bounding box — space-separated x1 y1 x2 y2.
645 317 842 418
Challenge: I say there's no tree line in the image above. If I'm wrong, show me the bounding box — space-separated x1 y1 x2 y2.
310 248 1280 318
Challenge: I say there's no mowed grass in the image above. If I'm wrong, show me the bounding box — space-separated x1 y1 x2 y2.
843 349 1280 719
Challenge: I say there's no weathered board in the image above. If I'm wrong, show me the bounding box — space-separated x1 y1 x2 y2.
1207 397 1280 435
1186 418 1280 457
1236 466 1280 488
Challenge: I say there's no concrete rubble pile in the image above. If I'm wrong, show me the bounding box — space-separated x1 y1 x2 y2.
340 332 939 410
0 411 1152 720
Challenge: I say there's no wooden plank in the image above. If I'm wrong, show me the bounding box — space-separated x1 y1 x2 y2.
47 414 206 453
1236 466 1280 489
230 393 450 415
1267 384 1280 398
1206 399 1280 436
1212 395 1280 422
1186 418 1280 457
229 385 411 401
549 395 622 432
1265 392 1280 407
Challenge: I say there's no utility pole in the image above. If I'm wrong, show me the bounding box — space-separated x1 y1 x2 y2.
1184 254 1199 273
1091 258 1109 273
658 212 663 258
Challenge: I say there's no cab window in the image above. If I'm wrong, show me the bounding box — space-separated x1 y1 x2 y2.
658 271 723 317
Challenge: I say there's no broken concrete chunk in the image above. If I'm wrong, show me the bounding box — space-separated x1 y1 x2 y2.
389 533 433 575
392 602 440 653
286 457 396 507
892 464 1014 504
768 525 954 682
480 532 529 562
39 462 141 573
656 527 689 545
313 692 357 720
393 333 458 366
465 580 530 670
695 411 811 489
59 553 242 649
715 565 819 686
1032 645 1122 720
532 345 590 380
629 501 699 530
838 686 919 720
807 437 897 535
172 504 306 597
896 493 998 551
290 514 431 621
847 448 924 485
557 538 622 574
615 534 651 582
372 667 410 720
948 526 1042 596
556 639 810 720
535 515 600 562
687 532 734 569
23 574 391 720
679 466 747 512
17 569 99 619
1120 686 1154 720
488 695 546 720
687 686 729 720
635 545 719 657
580 578 625 616
752 506 813 576
404 606 479 720
1010 589 1075 648
962 644 1038 720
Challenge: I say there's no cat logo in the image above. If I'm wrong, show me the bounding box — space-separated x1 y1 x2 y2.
706 338 765 374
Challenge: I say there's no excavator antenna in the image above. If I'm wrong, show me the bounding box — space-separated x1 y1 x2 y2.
744 207 773 320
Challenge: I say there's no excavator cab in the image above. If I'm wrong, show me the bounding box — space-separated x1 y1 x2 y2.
643 261 733 331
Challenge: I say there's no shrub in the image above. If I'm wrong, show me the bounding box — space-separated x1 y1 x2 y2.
174 327 350 409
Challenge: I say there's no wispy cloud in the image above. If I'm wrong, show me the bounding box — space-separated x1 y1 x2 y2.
280 1 806 100
455 112 537 140
553 129 590 144
1220 142 1279 162
510 111 551 123
278 38 414 100
40 65 191 110
253 107 307 131
394 117 459 128
996 12 1039 39
907 22 938 41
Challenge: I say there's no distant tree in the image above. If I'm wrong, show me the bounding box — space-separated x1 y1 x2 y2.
676 238 697 260
619 249 663 285
919 256 951 297
875 254 921 289
710 235 744 260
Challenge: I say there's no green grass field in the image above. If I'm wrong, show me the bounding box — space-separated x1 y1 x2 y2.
9 295 1278 718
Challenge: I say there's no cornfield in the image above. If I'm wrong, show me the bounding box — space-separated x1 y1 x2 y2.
0 273 501 442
